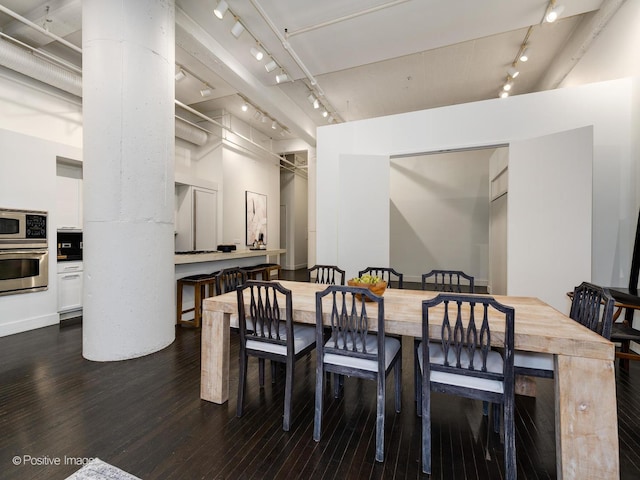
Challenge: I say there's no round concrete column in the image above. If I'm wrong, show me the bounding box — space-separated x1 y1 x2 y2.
82 0 176 360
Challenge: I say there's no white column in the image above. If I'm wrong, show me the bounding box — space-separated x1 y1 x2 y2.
82 0 176 360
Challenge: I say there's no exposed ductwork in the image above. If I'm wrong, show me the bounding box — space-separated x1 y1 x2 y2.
0 36 209 146
0 37 82 97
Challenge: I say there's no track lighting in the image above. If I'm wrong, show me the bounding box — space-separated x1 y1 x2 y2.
503 81 513 92
254 110 262 120
327 115 334 124
313 98 320 109
213 0 228 20
241 103 248 112
261 114 268 123
507 67 519 79
250 46 264 61
499 91 509 99
545 3 565 23
231 20 245 38
275 73 288 84
322 110 328 118
175 69 186 81
200 85 213 97
265 60 278 73
519 47 529 62
307 93 316 105
271 120 277 130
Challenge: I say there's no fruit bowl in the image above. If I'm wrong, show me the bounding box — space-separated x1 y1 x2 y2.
347 277 387 300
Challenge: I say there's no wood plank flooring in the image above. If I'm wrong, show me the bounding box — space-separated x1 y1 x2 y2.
1 272 639 479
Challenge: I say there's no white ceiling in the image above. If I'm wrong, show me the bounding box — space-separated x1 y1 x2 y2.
0 0 608 144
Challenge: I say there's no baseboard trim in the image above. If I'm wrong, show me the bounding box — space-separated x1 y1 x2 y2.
0 312 60 337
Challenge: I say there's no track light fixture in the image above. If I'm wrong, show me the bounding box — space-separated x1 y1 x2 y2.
264 59 278 73
322 110 328 118
241 103 248 112
271 120 277 130
250 46 264 61
261 114 268 123
200 85 213 97
545 2 565 23
507 66 519 79
175 69 186 81
213 0 228 20
313 98 320 109
275 73 288 84
307 93 316 105
231 20 245 38
519 47 529 62
254 110 262 120
503 80 513 92
499 91 509 99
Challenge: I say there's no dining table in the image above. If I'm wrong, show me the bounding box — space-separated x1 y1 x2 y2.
200 280 619 480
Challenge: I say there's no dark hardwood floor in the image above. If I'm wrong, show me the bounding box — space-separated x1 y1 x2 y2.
1 269 639 479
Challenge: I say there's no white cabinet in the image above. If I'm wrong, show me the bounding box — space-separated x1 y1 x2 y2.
56 163 83 230
175 185 218 251
57 261 83 313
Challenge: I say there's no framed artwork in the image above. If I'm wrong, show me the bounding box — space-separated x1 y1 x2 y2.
245 191 267 246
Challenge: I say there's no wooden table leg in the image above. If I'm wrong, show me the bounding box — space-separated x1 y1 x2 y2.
200 309 230 404
555 355 619 479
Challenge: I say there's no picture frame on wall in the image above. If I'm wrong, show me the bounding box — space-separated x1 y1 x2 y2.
245 191 267 246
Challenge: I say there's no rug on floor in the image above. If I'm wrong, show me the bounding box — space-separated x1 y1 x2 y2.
65 458 141 480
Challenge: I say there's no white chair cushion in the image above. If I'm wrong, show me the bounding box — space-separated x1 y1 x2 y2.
246 322 315 356
323 334 401 372
230 314 254 331
417 342 505 394
514 351 554 372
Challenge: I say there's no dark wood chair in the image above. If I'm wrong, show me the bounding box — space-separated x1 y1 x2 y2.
313 284 402 462
421 269 475 293
608 208 640 369
176 272 217 328
514 281 615 378
417 293 516 477
358 266 404 289
308 264 345 285
236 281 316 431
214 267 247 330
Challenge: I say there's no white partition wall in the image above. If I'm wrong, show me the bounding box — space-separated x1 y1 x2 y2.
508 126 593 312
337 154 390 281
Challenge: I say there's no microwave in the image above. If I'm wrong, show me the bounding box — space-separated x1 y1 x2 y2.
0 208 47 249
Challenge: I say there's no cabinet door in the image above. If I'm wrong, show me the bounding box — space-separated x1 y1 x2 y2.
194 188 217 251
58 271 83 312
56 171 82 230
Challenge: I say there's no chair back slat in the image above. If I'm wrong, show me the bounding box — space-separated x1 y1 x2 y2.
238 281 291 349
358 267 404 289
216 267 247 295
421 269 475 293
317 285 384 363
309 264 346 285
423 294 514 382
569 281 614 340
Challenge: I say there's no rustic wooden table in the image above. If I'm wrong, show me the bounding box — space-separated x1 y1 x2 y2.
201 281 619 479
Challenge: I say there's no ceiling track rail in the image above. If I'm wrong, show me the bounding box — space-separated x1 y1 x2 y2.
250 0 342 123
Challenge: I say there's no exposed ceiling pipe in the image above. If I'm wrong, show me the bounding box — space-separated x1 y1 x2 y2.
0 37 82 96
0 4 82 55
249 0 342 123
536 0 626 90
0 36 208 146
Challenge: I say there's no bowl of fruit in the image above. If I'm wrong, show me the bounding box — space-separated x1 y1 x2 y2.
347 274 387 300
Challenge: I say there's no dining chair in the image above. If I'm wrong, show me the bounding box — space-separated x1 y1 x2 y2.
417 293 516 477
308 264 346 285
415 269 476 411
313 284 402 462
358 267 404 289
215 267 248 330
421 269 475 293
236 280 316 431
514 281 614 379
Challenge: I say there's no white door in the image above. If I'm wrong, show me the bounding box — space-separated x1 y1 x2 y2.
507 126 593 313
337 154 390 280
193 187 217 251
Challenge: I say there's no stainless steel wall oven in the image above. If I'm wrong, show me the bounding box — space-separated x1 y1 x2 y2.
0 208 48 296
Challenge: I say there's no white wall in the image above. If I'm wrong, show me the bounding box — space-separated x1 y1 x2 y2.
316 78 636 302
390 150 491 284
